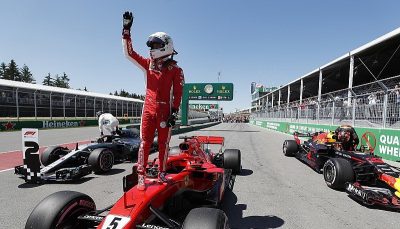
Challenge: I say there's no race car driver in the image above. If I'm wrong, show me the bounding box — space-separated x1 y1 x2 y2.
334 124 359 151
122 11 184 190
96 111 120 143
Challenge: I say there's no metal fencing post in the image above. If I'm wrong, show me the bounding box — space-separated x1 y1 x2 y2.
16 88 19 120
50 92 53 120
34 90 37 120
63 94 66 119
382 93 388 129
331 101 335 126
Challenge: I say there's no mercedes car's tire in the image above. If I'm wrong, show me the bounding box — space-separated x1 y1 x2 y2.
25 191 96 229
40 146 68 166
282 140 298 157
88 148 114 174
223 149 242 175
182 207 228 229
323 158 354 190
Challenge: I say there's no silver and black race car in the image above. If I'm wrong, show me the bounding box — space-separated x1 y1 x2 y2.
14 128 158 183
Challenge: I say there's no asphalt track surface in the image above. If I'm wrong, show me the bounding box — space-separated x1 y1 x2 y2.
0 123 399 229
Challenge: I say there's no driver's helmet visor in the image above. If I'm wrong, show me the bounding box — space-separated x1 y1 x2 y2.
147 37 165 50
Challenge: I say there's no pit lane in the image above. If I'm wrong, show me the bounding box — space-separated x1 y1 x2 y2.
0 123 398 229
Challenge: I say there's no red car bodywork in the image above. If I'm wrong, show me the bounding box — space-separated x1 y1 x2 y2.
97 135 228 229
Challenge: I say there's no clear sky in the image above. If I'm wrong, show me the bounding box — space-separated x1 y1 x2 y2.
1 1 400 113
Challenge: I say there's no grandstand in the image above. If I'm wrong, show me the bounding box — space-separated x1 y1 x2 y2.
252 27 400 129
0 79 143 120
0 79 213 127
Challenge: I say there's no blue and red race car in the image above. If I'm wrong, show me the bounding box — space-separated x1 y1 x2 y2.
284 131 400 210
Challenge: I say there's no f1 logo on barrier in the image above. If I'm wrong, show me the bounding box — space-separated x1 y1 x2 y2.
22 128 41 183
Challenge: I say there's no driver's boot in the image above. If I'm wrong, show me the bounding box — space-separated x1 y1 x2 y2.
158 171 171 184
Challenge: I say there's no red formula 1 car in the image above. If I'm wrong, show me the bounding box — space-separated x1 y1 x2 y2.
25 135 242 229
283 131 400 210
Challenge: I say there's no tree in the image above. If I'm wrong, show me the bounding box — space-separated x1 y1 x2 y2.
0 62 6 79
20 64 36 83
61 72 70 88
53 74 63 87
5 59 20 81
42 73 54 86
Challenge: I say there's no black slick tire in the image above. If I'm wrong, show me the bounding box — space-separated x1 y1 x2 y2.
88 148 114 174
40 146 67 166
282 140 298 157
25 191 96 229
182 207 228 229
223 149 241 175
323 158 354 190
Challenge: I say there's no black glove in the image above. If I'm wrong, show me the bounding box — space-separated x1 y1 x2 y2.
122 11 133 36
167 108 179 127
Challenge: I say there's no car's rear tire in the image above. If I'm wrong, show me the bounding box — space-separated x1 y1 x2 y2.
323 158 354 190
283 140 298 157
182 207 228 229
223 149 241 175
88 148 114 174
25 191 96 229
41 146 68 166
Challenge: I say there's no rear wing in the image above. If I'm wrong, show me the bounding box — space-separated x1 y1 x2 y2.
194 136 225 145
293 131 313 138
293 131 313 145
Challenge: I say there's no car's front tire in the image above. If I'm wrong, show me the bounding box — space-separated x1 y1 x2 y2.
323 158 354 190
283 140 298 157
25 191 96 229
182 207 228 229
88 148 114 174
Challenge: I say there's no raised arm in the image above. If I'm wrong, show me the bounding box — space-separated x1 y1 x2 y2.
122 11 149 72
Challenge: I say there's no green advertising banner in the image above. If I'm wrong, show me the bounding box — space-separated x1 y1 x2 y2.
250 119 400 162
0 118 135 131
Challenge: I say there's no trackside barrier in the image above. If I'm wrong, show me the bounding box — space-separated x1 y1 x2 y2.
0 118 214 132
250 119 400 162
110 122 221 136
0 118 137 131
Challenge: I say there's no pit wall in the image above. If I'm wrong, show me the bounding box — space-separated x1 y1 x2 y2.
250 119 400 162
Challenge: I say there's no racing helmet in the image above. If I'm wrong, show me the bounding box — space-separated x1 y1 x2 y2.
147 32 175 60
96 111 104 119
326 131 336 143
337 129 351 143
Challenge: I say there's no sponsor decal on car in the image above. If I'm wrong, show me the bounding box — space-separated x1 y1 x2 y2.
137 223 169 229
346 183 367 201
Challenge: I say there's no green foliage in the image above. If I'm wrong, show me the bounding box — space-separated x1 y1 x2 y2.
0 62 6 78
20 65 36 83
0 60 35 83
4 59 21 81
42 73 53 86
110 89 145 100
